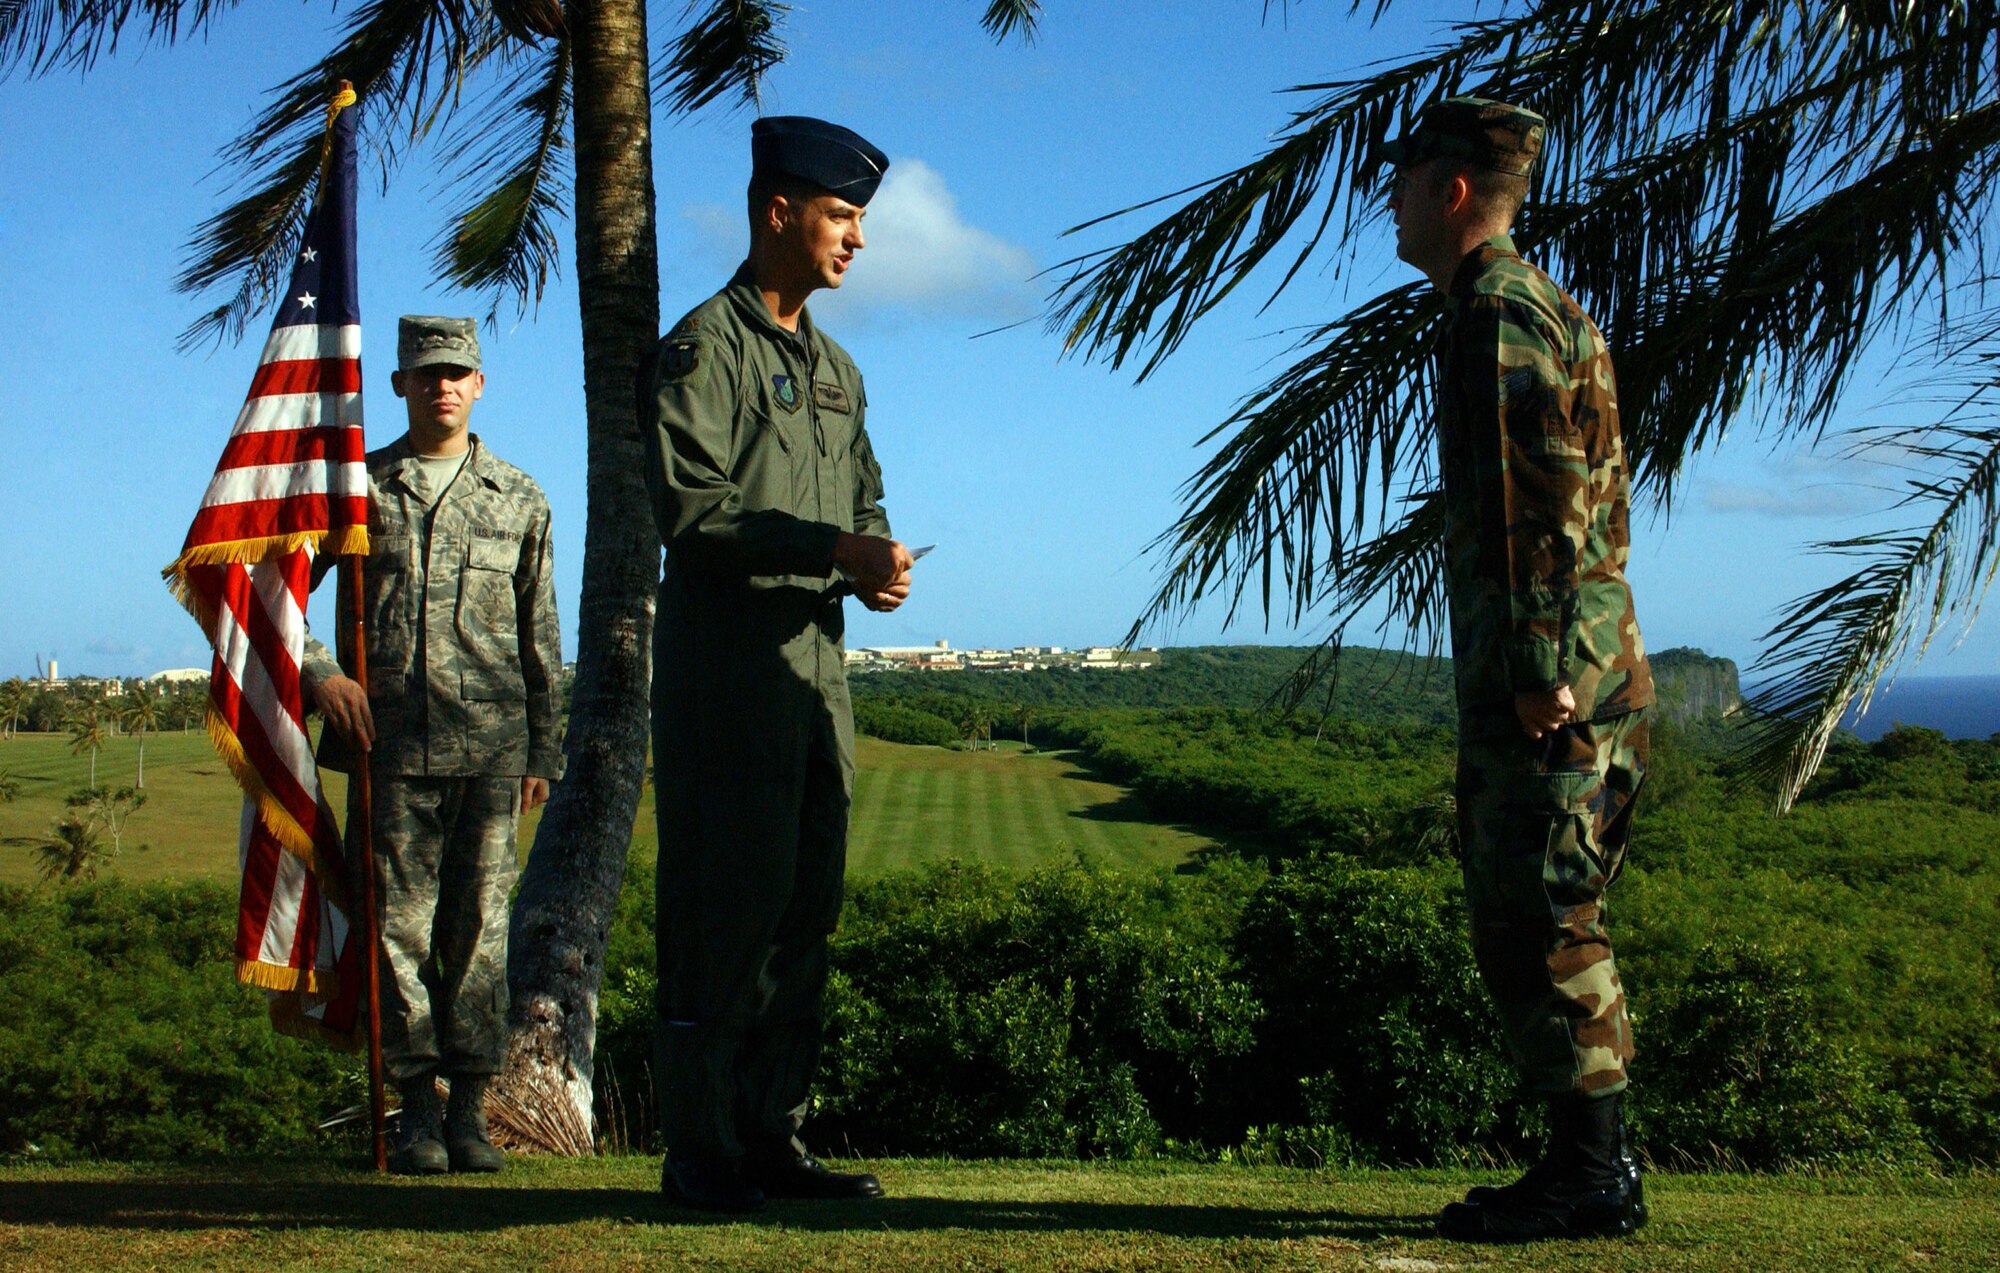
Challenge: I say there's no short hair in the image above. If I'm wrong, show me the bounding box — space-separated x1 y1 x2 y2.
1464 165 1529 226
747 171 825 228
1409 160 1529 228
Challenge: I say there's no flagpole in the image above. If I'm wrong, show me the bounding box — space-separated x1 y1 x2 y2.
344 554 389 1172
320 76 386 1173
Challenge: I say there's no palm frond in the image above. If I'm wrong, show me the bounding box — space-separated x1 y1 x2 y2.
431 33 573 322
176 1 513 348
977 0 1039 45
1611 100 2000 508
657 0 787 116
491 0 564 43
0 0 240 79
1059 0 2000 775
1736 308 2000 808
1130 283 1439 640
1734 416 2000 811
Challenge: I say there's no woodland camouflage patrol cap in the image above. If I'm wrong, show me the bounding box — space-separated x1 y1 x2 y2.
1378 96 1546 178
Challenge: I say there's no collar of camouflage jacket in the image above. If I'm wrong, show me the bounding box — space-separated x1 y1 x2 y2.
1448 232 1521 298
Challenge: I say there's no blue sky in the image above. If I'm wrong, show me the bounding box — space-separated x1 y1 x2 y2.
2 1 1993 687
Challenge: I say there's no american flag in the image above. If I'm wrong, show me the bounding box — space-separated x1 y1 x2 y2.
163 86 368 1046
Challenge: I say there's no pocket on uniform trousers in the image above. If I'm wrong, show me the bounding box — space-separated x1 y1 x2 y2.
1494 767 1600 917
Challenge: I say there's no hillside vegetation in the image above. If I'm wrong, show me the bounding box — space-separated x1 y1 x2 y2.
1 647 1992 1178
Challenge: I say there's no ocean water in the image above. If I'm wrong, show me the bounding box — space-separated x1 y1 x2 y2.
1843 674 2000 742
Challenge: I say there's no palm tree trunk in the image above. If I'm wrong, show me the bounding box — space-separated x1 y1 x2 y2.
136 734 144 788
501 0 660 1151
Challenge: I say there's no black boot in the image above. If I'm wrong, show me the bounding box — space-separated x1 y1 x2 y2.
1439 1093 1644 1242
390 1077 449 1176
746 1144 885 1200
445 1074 507 1173
1462 1096 1645 1211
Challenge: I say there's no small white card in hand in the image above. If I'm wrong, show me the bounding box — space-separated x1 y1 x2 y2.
839 543 933 583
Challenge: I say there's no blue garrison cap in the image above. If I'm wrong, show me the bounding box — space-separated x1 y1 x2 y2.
751 116 889 206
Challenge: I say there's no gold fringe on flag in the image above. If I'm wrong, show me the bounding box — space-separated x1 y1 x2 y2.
237 957 340 998
160 526 372 632
203 707 352 917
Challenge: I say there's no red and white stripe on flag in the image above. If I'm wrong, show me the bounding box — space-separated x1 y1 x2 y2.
163 318 369 1047
165 87 369 1047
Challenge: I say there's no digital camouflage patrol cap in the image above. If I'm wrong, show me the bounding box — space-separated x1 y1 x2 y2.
751 116 889 206
397 315 481 372
1378 96 1546 178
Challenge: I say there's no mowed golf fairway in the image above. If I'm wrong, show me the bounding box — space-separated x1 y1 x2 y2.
0 732 1216 885
846 737 1217 875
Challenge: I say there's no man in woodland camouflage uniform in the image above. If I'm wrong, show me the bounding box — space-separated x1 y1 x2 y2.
1382 98 1654 1241
303 316 564 1175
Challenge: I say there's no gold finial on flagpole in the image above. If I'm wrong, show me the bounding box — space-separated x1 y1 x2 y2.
328 79 358 122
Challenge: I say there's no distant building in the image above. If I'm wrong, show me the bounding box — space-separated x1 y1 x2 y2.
148 668 210 685
845 639 1157 674
53 676 124 697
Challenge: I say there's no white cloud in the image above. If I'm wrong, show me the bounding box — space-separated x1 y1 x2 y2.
1698 483 1853 517
677 159 1039 324
829 159 1038 318
1696 448 1887 518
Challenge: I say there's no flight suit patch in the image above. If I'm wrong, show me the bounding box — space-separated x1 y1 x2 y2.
812 381 851 413
661 340 699 381
772 374 803 412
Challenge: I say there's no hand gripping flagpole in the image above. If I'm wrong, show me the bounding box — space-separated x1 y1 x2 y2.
321 79 388 1174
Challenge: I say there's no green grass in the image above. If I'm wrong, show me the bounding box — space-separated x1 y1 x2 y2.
0 731 250 885
0 733 1218 886
848 739 1220 875
0 1157 1993 1271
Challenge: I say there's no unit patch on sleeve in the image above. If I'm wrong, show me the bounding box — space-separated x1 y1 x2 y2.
661 339 700 381
659 315 701 381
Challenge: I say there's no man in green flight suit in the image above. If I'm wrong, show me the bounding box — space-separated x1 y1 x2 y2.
640 116 912 1212
1381 98 1655 1241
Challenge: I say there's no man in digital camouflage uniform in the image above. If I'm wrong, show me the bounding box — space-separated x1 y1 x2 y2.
304 315 563 1176
1382 98 1654 1242
640 116 912 1213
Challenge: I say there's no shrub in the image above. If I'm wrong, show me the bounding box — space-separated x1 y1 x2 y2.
852 699 960 747
1233 854 1525 1165
816 857 1262 1158
0 881 361 1159
591 843 660 1152
1632 941 1930 1169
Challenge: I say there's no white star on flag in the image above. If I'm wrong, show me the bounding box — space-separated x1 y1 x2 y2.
297 291 317 310
301 247 318 263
